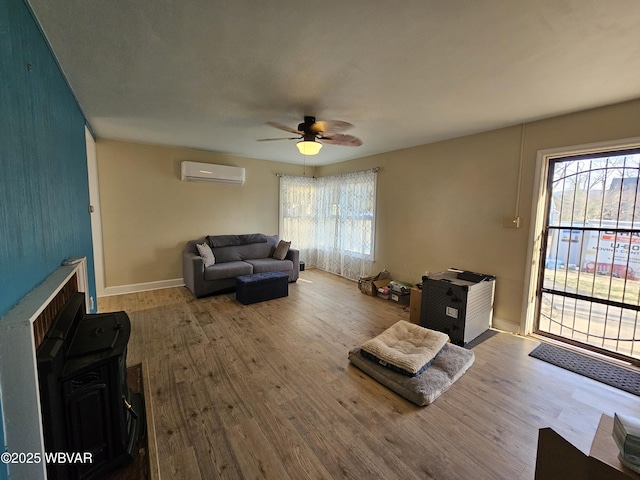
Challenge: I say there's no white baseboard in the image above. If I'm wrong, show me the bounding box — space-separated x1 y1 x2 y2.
99 281 523 336
100 278 184 297
492 316 520 334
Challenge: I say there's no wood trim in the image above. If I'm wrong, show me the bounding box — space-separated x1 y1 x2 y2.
101 278 184 298
32 273 78 349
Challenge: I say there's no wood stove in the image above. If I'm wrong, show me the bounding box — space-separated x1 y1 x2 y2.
36 292 144 480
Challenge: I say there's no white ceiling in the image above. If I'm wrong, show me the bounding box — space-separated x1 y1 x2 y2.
27 0 640 166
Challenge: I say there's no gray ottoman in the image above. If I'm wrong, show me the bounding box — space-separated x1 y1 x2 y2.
236 271 289 305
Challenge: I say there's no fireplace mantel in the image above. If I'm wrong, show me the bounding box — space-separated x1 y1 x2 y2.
0 258 88 480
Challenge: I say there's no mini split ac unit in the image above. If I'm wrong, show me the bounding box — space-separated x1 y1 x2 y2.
181 161 245 185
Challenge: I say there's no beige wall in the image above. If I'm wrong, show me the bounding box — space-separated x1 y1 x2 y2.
318 98 640 328
97 98 640 328
96 139 311 288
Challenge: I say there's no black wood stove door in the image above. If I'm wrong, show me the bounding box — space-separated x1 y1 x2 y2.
64 365 115 479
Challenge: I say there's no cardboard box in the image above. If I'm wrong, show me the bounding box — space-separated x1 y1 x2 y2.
370 278 390 296
409 287 422 323
360 277 391 296
535 414 636 479
359 276 375 294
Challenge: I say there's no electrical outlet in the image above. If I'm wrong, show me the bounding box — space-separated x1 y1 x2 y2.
502 216 521 228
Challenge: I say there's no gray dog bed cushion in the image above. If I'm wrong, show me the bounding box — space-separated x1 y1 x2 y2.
348 343 475 406
360 320 449 376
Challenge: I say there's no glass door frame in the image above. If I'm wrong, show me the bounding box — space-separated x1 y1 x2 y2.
522 137 640 340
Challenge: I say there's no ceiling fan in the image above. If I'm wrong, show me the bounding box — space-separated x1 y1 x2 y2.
258 116 362 155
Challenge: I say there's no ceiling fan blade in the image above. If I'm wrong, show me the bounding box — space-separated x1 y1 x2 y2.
319 134 362 147
266 121 302 135
257 137 300 142
311 120 353 135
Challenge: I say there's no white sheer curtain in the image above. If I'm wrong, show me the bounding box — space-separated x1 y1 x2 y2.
280 169 377 280
279 175 318 267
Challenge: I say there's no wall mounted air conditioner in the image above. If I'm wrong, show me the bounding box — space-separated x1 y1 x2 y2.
181 161 245 185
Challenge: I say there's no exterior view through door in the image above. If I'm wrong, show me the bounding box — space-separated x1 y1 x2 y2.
537 148 640 365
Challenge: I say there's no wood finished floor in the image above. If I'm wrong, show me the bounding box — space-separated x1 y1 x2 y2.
99 269 640 480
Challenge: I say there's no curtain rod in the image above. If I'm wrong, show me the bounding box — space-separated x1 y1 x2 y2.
276 167 380 177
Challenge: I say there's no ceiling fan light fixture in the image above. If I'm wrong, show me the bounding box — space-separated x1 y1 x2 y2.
296 139 322 156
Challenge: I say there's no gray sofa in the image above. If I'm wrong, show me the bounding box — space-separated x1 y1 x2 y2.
182 233 299 298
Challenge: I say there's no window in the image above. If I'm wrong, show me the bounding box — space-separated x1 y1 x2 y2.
279 169 377 280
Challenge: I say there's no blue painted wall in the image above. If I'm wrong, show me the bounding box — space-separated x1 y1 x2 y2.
0 0 96 477
0 399 4 480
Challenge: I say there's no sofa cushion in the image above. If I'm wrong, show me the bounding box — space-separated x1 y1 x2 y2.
213 243 269 263
196 242 216 267
203 261 253 281
245 258 293 275
206 233 267 248
213 237 278 263
272 240 291 260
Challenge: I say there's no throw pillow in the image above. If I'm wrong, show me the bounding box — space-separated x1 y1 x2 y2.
272 240 291 260
196 242 216 267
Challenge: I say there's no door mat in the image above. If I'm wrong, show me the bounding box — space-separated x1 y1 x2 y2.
529 343 640 397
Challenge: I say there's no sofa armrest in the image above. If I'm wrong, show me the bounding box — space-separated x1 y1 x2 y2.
286 248 300 282
182 250 204 295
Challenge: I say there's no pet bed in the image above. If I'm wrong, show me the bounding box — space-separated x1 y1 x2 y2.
360 320 449 376
348 343 475 406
